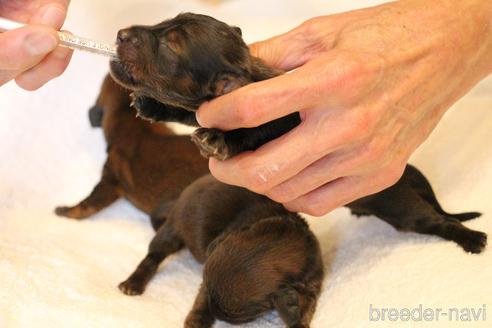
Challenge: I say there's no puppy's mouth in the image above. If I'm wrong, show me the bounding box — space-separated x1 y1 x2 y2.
109 43 142 88
109 59 136 87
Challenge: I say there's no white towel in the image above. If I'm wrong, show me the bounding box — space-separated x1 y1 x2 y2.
0 1 490 327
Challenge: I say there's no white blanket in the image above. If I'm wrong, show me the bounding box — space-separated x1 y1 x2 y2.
0 1 490 327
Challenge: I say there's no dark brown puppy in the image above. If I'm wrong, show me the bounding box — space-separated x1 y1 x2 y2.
109 13 486 253
109 12 295 160
55 74 209 229
119 174 323 328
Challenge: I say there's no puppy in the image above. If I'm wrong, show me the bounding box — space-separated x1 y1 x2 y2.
55 74 209 229
118 174 324 328
109 13 486 253
109 12 295 160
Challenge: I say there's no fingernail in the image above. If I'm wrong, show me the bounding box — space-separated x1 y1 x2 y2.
24 32 58 56
195 111 204 127
40 5 65 28
195 103 205 127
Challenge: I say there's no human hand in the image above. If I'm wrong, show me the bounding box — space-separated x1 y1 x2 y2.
0 0 72 90
197 0 492 216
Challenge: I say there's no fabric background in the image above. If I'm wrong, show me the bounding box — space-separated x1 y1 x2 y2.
0 0 491 327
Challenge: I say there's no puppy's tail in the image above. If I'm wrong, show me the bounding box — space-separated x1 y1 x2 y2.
446 211 482 222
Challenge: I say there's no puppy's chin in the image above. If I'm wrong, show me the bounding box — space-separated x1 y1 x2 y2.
109 60 137 89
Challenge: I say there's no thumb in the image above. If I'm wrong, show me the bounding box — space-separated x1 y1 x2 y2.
30 2 68 29
0 25 58 74
248 21 322 71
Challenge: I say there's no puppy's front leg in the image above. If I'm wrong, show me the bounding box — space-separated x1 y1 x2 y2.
55 161 121 219
191 113 301 160
119 222 184 295
184 284 215 328
132 95 199 126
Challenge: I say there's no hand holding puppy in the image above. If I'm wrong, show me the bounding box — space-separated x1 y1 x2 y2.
0 0 72 90
197 0 492 216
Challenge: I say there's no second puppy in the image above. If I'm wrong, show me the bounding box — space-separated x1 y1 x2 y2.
55 75 209 229
119 174 324 328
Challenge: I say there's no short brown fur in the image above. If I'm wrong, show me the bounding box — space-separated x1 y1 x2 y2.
55 74 209 229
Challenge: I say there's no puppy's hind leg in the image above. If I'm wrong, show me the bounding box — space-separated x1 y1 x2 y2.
414 218 487 254
119 222 184 295
273 283 320 328
55 161 121 219
149 200 175 231
405 165 481 222
185 284 215 328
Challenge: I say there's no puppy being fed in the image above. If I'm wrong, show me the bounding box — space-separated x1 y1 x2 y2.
110 13 486 253
55 74 209 229
109 12 296 160
119 174 324 328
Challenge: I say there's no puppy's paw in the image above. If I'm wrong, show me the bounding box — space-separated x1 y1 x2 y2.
118 278 145 296
191 128 230 160
456 229 487 254
130 94 158 123
274 287 301 327
54 206 87 219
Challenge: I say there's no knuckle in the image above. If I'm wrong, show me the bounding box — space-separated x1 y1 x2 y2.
233 91 262 127
303 203 328 217
299 17 325 36
359 139 387 165
239 161 272 194
352 109 378 139
267 185 298 204
379 163 405 189
334 109 379 146
322 57 366 93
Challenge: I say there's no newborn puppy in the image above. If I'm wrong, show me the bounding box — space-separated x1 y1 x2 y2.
119 174 323 328
349 165 486 253
55 74 209 229
109 13 486 253
109 12 297 160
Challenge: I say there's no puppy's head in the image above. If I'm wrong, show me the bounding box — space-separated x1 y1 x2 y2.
110 13 251 111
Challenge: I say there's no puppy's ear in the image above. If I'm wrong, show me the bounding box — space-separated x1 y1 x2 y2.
211 73 248 96
231 26 242 36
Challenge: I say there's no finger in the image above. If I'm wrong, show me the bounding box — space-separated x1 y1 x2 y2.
266 133 396 203
248 15 338 71
249 27 322 71
197 58 328 130
266 150 356 204
30 1 69 29
283 176 373 216
15 44 72 90
284 163 406 217
1 1 68 28
0 25 58 84
208 109 358 194
198 50 380 130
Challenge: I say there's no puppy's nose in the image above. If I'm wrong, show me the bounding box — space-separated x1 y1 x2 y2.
117 29 138 45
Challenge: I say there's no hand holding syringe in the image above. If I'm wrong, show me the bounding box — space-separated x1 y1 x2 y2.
0 17 117 58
